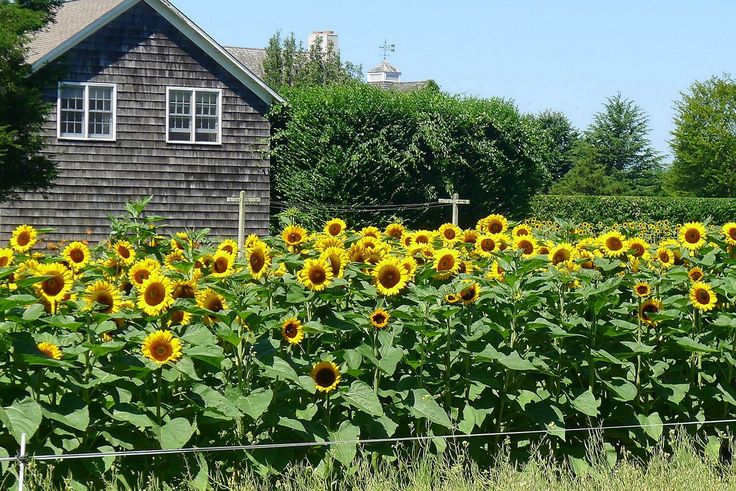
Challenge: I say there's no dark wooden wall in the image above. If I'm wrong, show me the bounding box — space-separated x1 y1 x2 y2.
0 1 271 244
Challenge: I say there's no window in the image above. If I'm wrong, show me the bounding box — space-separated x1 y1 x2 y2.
166 88 222 144
58 83 116 140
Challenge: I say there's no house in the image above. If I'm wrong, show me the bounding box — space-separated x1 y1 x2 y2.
366 58 429 92
0 0 283 243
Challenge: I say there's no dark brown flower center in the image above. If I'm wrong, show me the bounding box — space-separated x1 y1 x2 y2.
250 251 265 272
42 275 64 296
144 283 166 306
117 246 130 259
70 249 85 263
379 266 401 288
686 230 700 243
315 367 336 388
17 231 30 246
696 289 710 304
606 237 623 251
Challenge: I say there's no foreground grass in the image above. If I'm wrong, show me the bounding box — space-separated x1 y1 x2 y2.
14 435 736 491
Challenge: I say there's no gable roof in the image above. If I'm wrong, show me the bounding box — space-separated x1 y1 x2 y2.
368 59 399 74
29 0 283 105
225 46 267 79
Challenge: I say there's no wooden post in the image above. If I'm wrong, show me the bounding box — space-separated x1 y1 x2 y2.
17 432 26 491
226 192 266 257
438 193 470 226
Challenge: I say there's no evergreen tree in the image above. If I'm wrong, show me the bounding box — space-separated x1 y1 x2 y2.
534 110 580 187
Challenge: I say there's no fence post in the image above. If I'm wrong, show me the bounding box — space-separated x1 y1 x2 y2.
237 190 246 258
17 432 26 491
438 194 470 226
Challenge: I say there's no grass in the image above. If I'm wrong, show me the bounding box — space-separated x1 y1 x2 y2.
10 432 736 490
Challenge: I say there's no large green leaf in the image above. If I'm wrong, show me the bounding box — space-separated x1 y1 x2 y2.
498 351 538 372
192 385 241 418
603 378 637 402
637 412 663 441
0 399 42 444
410 389 452 429
158 417 196 449
258 356 299 382
342 380 383 417
239 389 273 420
570 389 600 417
111 405 155 429
41 395 89 432
328 421 360 467
186 344 226 368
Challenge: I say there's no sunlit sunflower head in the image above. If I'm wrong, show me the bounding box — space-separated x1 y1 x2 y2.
690 281 717 312
10 225 37 253
167 309 193 327
599 231 627 258
137 272 174 316
164 249 185 269
210 251 235 278
281 317 305 345
311 360 341 393
171 279 197 301
217 239 238 257
360 226 382 239
438 223 461 244
549 243 575 266
357 236 381 251
282 225 308 250
458 281 481 304
112 240 136 266
314 234 344 252
655 247 675 269
270 262 288 278
457 259 475 275
244 234 261 250
679 222 707 252
721 222 736 246
486 261 505 281
321 247 348 278
445 293 460 304
512 224 532 238
196 288 229 318
385 223 405 240
408 243 434 264
61 241 90 271
372 256 407 296
85 280 122 314
412 230 434 246
463 229 479 245
128 258 161 286
537 243 550 256
370 308 390 329
37 341 61 360
688 266 704 283
659 239 683 264
627 238 650 259
298 258 334 291
324 218 347 237
400 232 414 249
433 248 460 279
639 298 663 326
475 234 500 257
141 330 182 365
400 256 418 279
0 248 13 268
247 241 271 280
477 214 508 234
170 232 191 251
633 281 651 298
514 236 538 258
34 263 73 303
347 243 367 263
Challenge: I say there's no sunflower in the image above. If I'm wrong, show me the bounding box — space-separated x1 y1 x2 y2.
128 258 161 287
0 248 13 268
458 281 481 304
462 229 478 244
477 214 508 234
400 256 418 279
690 281 717 312
167 308 193 327
537 244 550 256
85 280 122 314
62 241 90 271
164 249 185 269
324 218 347 237
217 239 238 257
438 223 461 244
408 243 434 263
281 317 305 345
137 272 174 316
348 243 367 263
298 258 334 291
10 225 37 253
170 232 191 251
445 293 460 304
633 281 651 298
486 261 505 281
400 232 414 249
627 238 650 259
655 247 675 269
514 236 538 258
282 225 308 250
112 240 136 266
247 241 271 280
372 256 407 296
599 231 627 258
457 259 475 275
196 288 229 317
679 222 707 252
549 243 575 266
321 247 347 278
433 248 460 279
141 330 182 365
512 224 532 238
311 361 341 393
385 223 405 239
639 298 663 326
314 235 344 252
37 341 62 360
367 307 390 329
34 263 73 304
172 278 197 300
688 266 704 283
721 222 736 246
412 230 434 245
210 251 235 278
475 234 499 257
270 263 288 278
659 239 683 264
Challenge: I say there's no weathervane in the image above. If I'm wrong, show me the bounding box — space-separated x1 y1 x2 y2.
379 40 395 60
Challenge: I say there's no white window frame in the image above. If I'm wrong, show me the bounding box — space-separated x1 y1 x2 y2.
57 82 117 141
165 87 223 145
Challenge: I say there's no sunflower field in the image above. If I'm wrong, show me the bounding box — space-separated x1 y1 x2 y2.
3 206 736 487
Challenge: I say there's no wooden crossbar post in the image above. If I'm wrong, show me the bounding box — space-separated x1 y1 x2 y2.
226 192 265 257
438 193 470 226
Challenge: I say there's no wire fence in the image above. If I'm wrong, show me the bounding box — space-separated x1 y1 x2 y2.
268 200 453 214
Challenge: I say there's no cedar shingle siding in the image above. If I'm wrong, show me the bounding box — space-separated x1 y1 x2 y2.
0 2 271 243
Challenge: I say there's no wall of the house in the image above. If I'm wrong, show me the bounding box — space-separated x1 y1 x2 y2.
0 1 272 244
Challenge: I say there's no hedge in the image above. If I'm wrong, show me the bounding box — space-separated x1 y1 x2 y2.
529 195 736 224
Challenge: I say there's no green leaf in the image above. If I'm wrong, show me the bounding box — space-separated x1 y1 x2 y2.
342 380 383 417
637 412 663 441
675 336 717 353
239 389 273 420
22 303 45 321
328 421 360 467
41 395 89 432
570 389 600 417
0 399 43 444
192 385 241 418
186 344 226 368
158 417 196 449
603 378 637 402
458 405 476 435
377 346 403 376
259 356 299 382
498 351 538 372
111 406 155 429
410 389 452 429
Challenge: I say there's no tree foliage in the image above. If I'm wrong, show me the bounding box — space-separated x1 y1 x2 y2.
263 31 362 90
552 94 662 196
269 83 549 228
668 75 736 197
0 0 62 203
533 110 580 187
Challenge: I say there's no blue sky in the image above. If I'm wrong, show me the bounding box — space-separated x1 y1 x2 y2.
174 0 735 161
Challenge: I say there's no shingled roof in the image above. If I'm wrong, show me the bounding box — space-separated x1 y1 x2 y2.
225 46 267 79
27 0 283 105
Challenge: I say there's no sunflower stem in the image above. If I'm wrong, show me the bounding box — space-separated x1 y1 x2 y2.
635 297 642 400
372 329 379 394
156 367 162 424
444 318 452 411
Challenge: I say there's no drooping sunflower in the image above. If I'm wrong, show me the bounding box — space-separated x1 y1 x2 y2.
385 223 405 240
679 222 707 252
321 247 347 278
688 266 704 283
217 239 238 257
400 256 418 280
721 222 736 246
172 278 197 300
549 243 575 266
514 236 538 258
458 281 481 304
247 241 271 280
599 231 627 258
128 258 161 287
298 258 334 291
0 248 13 268
62 241 90 271
311 360 341 393
360 226 382 239
690 281 717 312
445 293 460 304
37 341 62 360
314 234 344 252
633 281 651 298
627 238 650 259
137 272 174 316
10 225 37 253
196 288 229 318
477 214 508 234
372 256 407 296
512 224 532 238
210 250 235 278
141 330 182 365
85 280 122 314
348 243 367 263
438 223 461 244
282 225 308 251
281 317 304 345
475 234 499 257
639 298 663 326
34 263 74 304
323 218 346 237
433 248 460 279
462 229 478 245
112 240 136 266
400 232 414 249
370 308 390 329
412 230 434 245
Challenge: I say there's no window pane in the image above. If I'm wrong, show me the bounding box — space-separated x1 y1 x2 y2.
88 86 113 137
60 85 85 136
169 90 192 141
194 91 218 142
